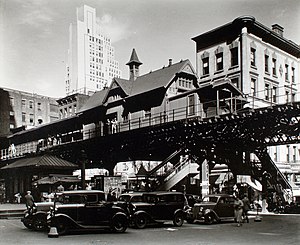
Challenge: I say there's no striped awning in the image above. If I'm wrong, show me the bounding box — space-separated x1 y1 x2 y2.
1 155 77 170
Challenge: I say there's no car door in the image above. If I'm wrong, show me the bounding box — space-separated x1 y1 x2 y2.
82 194 111 225
219 197 235 217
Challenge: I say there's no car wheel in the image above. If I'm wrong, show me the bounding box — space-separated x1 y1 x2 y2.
204 214 214 225
111 215 128 233
54 218 68 235
22 219 33 229
173 212 184 227
135 213 147 229
33 215 47 231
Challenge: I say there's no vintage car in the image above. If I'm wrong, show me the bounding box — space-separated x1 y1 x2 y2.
186 194 237 224
21 201 55 231
129 191 187 229
47 190 129 235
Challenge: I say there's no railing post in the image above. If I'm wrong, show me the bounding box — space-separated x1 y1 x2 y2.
129 120 131 131
139 118 141 128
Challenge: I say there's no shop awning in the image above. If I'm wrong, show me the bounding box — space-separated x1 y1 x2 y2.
1 155 78 170
237 175 262 192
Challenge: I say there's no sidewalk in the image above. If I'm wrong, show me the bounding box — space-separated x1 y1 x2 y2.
0 203 26 211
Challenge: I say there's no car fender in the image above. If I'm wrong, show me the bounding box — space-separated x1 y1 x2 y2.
34 210 47 217
204 209 220 221
133 210 152 221
112 212 128 222
174 209 186 218
51 213 80 229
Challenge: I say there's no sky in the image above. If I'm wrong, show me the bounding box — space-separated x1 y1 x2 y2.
0 0 300 98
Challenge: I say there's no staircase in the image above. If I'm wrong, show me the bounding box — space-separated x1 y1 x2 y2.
255 149 292 202
156 158 199 191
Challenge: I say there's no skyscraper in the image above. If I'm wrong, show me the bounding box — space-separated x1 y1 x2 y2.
65 5 121 96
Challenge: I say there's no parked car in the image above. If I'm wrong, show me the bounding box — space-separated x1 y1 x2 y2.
186 194 237 224
47 190 128 235
129 191 187 229
22 201 55 231
116 192 144 213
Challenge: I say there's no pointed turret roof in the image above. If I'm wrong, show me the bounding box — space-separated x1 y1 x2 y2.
126 48 143 66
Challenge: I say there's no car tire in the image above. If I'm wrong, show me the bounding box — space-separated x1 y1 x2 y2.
204 214 214 225
33 214 47 231
135 213 147 229
173 212 184 227
111 215 128 233
22 219 33 229
54 218 68 235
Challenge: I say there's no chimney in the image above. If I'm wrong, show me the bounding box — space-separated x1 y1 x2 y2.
272 24 284 37
168 59 172 66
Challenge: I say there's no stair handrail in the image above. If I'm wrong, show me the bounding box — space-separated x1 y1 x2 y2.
147 148 184 176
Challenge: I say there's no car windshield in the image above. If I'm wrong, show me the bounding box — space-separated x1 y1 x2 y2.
202 196 218 203
131 196 143 202
118 195 131 202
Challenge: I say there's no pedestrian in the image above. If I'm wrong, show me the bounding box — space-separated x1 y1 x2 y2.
234 196 244 227
57 184 64 192
14 193 21 203
24 191 35 212
242 194 250 223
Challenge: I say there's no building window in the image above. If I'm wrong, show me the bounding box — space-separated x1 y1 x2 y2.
216 53 223 71
285 64 289 81
202 57 209 75
286 91 289 103
230 47 238 67
22 112 26 123
292 67 295 83
250 48 256 67
10 97 14 106
123 114 128 122
29 114 34 125
21 99 26 109
250 78 256 96
287 145 290 163
144 109 151 118
272 58 277 76
265 55 269 73
273 86 277 103
37 102 41 111
188 94 195 116
29 100 33 109
292 93 296 102
265 83 270 101
293 146 297 162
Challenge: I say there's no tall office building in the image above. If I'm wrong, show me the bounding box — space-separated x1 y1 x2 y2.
65 5 122 96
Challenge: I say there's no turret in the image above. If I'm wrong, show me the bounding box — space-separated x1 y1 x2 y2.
126 48 142 81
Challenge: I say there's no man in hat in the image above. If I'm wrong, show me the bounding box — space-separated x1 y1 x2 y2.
24 191 35 213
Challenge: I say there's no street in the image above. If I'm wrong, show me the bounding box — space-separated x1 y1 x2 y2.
0 214 299 245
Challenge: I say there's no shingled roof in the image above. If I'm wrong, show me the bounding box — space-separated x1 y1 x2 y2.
129 59 193 96
77 88 108 113
78 59 196 112
1 155 77 170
